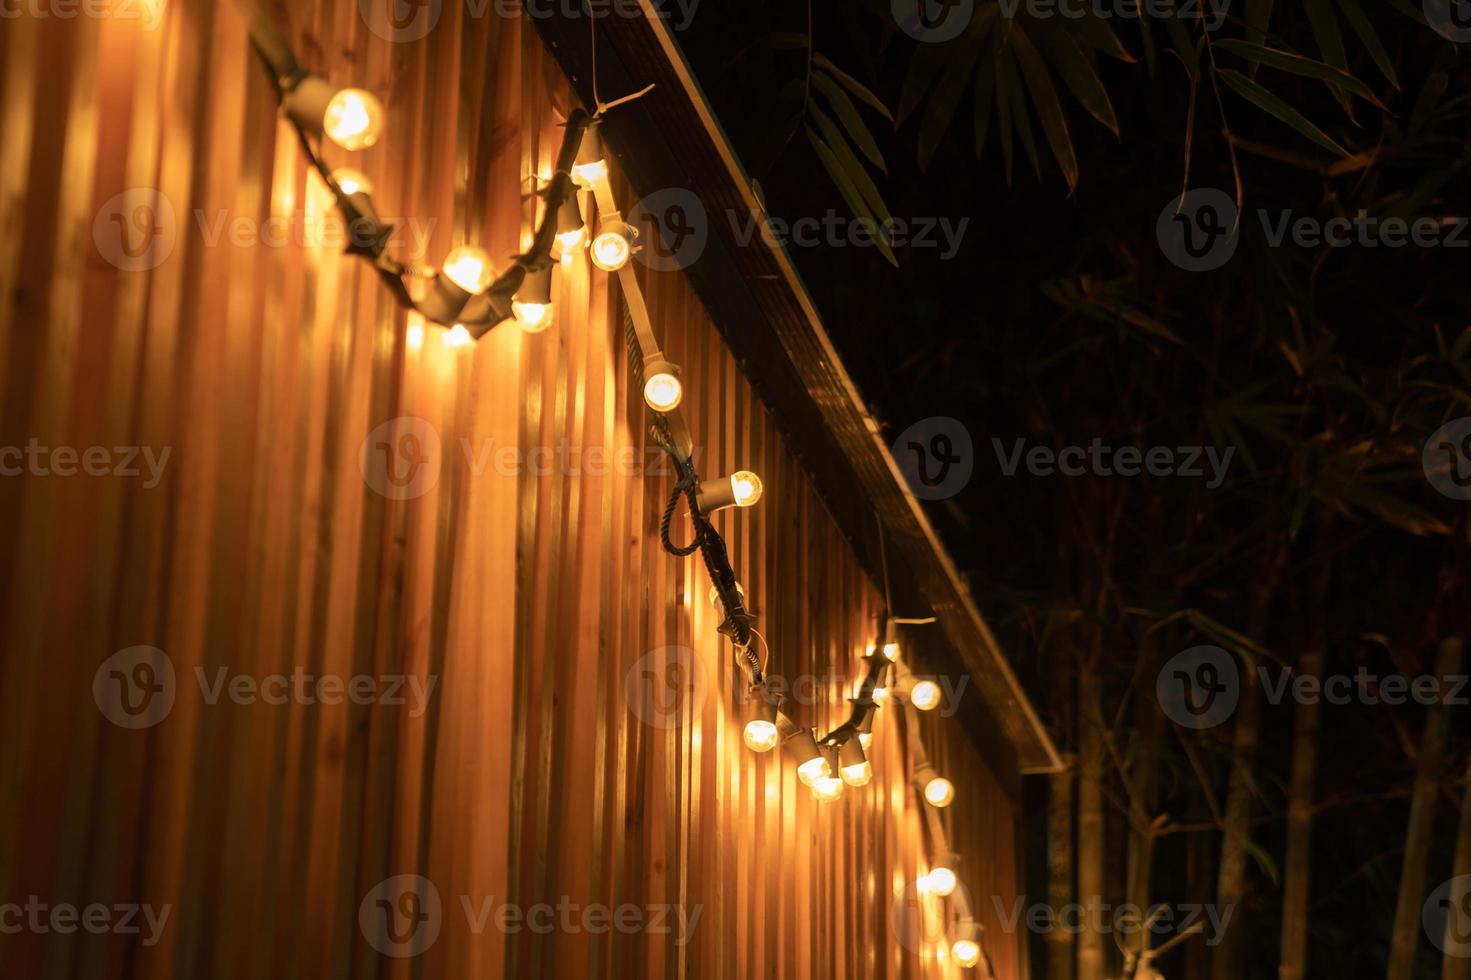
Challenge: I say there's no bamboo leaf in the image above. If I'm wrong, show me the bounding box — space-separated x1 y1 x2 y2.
974 43 998 158
898 44 948 126
1216 68 1351 157
1304 0 1352 113
1334 0 1401 90
1214 40 1387 109
1062 12 1136 62
812 72 887 172
1011 27 1079 191
813 53 894 121
808 101 895 234
1244 0 1276 49
769 31 808 50
916 7 998 171
1035 20 1120 134
806 127 898 266
1000 44 1042 181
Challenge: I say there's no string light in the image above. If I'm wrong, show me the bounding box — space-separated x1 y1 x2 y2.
642 358 683 412
512 264 554 333
743 685 782 753
555 194 585 252
283 77 384 150
571 126 608 187
787 728 829 786
909 679 941 711
839 737 872 787
590 219 636 271
442 324 473 350
697 471 764 512
924 777 955 808
924 852 958 896
951 920 982 968
812 746 845 801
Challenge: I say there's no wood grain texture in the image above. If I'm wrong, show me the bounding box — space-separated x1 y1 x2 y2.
0 3 1022 978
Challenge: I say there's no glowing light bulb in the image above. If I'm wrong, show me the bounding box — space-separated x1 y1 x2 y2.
858 731 873 750
331 167 373 196
442 324 473 349
512 301 553 333
872 686 890 706
406 315 425 351
910 680 941 711
441 246 495 294
841 761 872 787
556 226 585 251
797 756 830 787
924 776 955 808
572 159 607 186
730 471 763 507
952 939 981 968
743 719 779 753
882 641 900 662
643 371 683 413
590 222 634 271
323 88 384 150
926 866 957 897
813 775 844 802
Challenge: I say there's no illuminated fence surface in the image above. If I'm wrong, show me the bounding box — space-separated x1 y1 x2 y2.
0 2 1022 978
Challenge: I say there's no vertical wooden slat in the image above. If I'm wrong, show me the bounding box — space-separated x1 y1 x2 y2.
0 4 1026 979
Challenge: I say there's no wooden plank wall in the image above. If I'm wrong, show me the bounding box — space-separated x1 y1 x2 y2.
0 2 1021 978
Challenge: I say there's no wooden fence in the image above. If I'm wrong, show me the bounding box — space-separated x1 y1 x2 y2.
0 2 1022 977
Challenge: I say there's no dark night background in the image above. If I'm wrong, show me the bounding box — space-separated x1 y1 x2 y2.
674 1 1471 977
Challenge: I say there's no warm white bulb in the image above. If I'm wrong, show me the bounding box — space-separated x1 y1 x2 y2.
840 761 872 787
571 159 608 187
590 226 632 271
512 301 553 333
812 775 844 802
909 680 941 711
926 867 957 896
331 167 373 196
442 324 473 349
730 471 763 507
952 939 981 968
556 227 585 252
441 246 495 294
797 756 830 787
743 719 779 753
323 88 384 150
872 686 890 706
882 641 900 662
643 372 683 412
858 731 873 750
924 776 955 808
